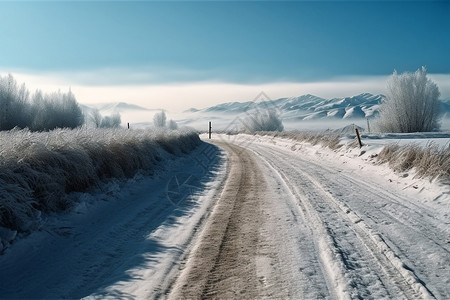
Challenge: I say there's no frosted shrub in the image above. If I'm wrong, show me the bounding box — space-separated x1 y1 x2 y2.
377 67 440 133
100 113 121 128
168 120 178 130
243 109 284 132
89 109 121 128
0 127 201 233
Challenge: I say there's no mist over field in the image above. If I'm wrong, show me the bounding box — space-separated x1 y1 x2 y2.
87 93 450 132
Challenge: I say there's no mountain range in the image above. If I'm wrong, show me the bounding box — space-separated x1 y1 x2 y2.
79 94 450 130
191 93 384 121
190 93 450 121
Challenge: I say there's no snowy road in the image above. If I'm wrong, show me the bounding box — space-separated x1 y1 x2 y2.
169 137 450 299
0 142 227 299
0 135 449 299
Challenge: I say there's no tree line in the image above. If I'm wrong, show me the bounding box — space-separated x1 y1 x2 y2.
0 74 120 132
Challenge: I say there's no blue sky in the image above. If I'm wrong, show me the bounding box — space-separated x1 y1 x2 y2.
0 1 449 110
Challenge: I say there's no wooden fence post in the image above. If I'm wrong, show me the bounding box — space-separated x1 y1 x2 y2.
355 128 363 148
208 122 212 139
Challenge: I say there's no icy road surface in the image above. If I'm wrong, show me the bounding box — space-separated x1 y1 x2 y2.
1 134 449 299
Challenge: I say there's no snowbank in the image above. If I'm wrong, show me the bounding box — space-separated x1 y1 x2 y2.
0 127 201 238
253 130 450 182
214 131 450 210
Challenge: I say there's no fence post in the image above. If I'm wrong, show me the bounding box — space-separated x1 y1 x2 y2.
355 128 363 148
208 122 212 139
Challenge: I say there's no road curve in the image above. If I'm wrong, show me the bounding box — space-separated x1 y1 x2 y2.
167 139 449 299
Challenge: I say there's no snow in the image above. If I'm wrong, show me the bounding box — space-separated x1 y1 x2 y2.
216 133 449 298
1 131 449 299
226 132 450 209
0 142 227 299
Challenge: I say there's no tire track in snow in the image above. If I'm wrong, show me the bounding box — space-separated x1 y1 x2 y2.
251 143 437 299
258 139 449 298
169 137 446 299
168 142 334 299
297 160 449 299
168 142 261 299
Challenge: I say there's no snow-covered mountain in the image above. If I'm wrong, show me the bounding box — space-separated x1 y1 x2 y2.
192 93 384 121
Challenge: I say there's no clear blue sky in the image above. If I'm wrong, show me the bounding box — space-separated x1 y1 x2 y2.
1 0 448 85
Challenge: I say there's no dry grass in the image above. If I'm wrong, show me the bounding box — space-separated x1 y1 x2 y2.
378 142 450 181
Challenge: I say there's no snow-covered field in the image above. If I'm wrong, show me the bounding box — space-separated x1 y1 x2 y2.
0 131 448 299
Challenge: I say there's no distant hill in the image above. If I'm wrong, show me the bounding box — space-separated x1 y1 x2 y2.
87 102 153 113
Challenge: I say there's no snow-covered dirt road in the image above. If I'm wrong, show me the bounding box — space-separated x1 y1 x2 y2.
0 134 448 299
0 142 227 299
168 137 449 299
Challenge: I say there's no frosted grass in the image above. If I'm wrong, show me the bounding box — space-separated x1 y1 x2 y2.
256 131 450 182
0 127 201 233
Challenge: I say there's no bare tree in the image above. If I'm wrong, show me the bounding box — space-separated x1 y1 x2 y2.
377 67 441 133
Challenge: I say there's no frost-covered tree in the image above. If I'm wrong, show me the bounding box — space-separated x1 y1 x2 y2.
168 119 178 130
31 90 84 131
243 108 284 132
0 74 86 131
0 74 30 130
89 109 103 128
153 110 166 128
100 113 121 128
377 67 440 133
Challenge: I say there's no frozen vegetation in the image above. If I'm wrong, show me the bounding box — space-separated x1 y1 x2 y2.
243 108 284 132
0 131 448 298
256 130 450 182
0 74 84 131
377 67 441 133
153 110 178 129
0 127 201 237
0 74 124 131
88 108 121 128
